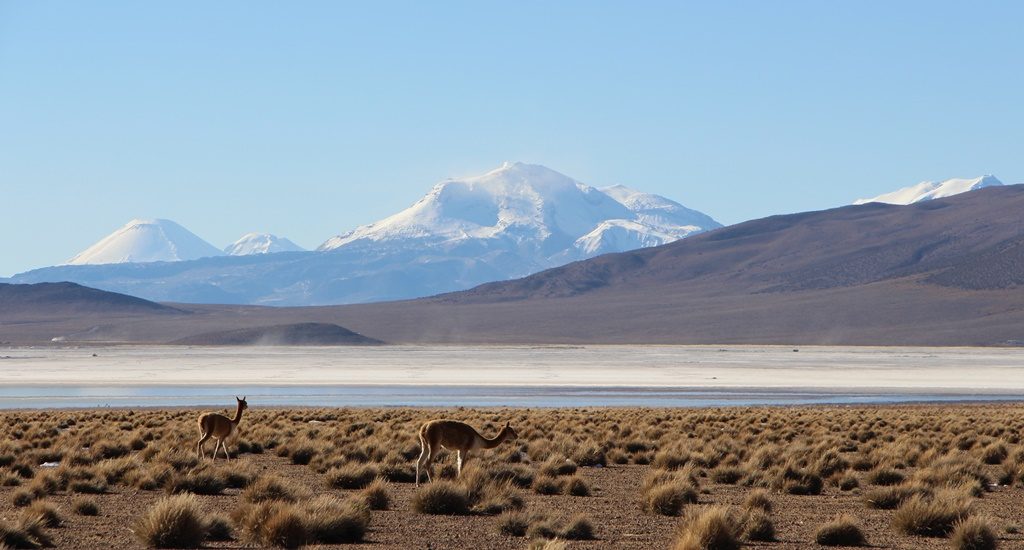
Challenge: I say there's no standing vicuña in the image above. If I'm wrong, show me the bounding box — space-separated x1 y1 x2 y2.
415 419 518 486
197 396 248 460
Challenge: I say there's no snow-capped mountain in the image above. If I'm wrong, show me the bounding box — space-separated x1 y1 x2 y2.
854 175 1002 205
17 163 720 305
67 219 223 265
319 162 720 266
225 233 305 256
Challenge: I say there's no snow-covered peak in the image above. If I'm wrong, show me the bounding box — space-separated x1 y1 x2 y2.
854 175 1002 205
318 162 634 250
66 219 223 265
225 233 305 256
600 184 722 236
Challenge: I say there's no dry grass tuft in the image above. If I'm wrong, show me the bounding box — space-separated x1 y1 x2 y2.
815 514 867 546
950 516 998 550
71 497 99 516
360 477 391 510
134 494 208 548
892 492 973 537
671 505 740 550
411 481 472 515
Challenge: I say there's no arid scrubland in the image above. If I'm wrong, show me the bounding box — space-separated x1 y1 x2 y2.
1 405 1023 549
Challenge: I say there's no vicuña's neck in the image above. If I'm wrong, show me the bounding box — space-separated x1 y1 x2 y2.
231 404 244 424
480 428 508 449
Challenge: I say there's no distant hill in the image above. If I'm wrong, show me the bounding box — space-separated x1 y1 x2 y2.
172 323 382 346
0 282 179 316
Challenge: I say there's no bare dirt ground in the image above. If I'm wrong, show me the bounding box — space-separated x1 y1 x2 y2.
2 405 1024 549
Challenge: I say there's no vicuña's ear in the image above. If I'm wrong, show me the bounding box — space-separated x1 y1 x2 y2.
505 421 510 428
242 396 247 401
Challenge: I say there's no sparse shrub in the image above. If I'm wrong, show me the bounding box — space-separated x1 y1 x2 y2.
672 505 741 550
72 497 99 516
68 478 107 494
815 514 866 546
892 493 972 537
134 494 208 548
950 516 997 550
411 481 471 515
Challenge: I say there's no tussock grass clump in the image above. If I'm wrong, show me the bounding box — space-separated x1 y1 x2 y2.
671 505 741 550
560 514 596 540
24 501 62 528
411 481 472 515
563 475 591 496
261 506 306 549
867 467 906 486
742 489 772 512
498 511 531 537
892 493 973 537
863 484 930 509
134 494 208 548
710 466 745 485
740 509 775 542
838 473 860 491
302 496 371 543
72 497 99 516
980 443 1008 465
165 469 225 495
205 513 233 541
242 475 309 503
950 516 998 550
815 514 867 546
0 514 52 549
289 445 318 465
643 482 698 516
532 475 563 495
540 456 578 477
11 489 36 508
326 463 379 490
360 477 391 510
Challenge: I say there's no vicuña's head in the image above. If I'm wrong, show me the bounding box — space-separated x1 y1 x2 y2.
236 396 248 410
503 421 518 440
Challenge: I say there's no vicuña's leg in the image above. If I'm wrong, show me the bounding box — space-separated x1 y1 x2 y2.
197 432 211 459
456 450 463 476
221 440 231 460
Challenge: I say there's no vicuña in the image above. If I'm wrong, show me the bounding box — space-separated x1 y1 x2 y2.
415 419 518 486
197 396 248 460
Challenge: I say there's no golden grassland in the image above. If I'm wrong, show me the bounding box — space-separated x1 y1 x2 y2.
1 404 1023 548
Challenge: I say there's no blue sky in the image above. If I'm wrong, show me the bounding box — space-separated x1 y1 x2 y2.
2 1 1022 276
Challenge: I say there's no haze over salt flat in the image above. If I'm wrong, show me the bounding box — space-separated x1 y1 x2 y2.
1 346 1023 408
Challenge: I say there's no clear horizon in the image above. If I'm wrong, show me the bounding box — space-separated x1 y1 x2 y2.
2 1 1022 276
